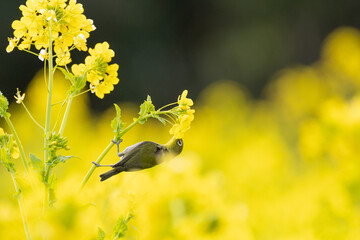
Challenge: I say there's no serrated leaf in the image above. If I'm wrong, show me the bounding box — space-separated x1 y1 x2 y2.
138 95 155 117
111 104 125 140
29 153 43 172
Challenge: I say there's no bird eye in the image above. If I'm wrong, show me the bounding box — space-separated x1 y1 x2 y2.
177 139 183 146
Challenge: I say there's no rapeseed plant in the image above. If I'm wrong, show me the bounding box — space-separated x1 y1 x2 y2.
1 0 194 239
2 1 360 240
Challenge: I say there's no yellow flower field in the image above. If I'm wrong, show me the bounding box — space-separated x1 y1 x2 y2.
2 2 360 238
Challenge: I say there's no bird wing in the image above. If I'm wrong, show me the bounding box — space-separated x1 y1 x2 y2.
111 142 149 168
112 141 164 169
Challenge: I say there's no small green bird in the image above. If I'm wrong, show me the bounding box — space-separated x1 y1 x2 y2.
93 138 183 181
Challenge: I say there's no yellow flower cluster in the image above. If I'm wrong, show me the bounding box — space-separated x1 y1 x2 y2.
3 26 360 240
6 0 95 66
170 90 195 139
71 42 119 98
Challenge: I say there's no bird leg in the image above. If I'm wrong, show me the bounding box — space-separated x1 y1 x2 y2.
92 161 114 167
112 139 124 157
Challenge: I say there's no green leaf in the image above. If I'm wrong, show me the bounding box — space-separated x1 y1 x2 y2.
111 104 125 140
59 67 75 83
0 91 9 118
97 227 106 240
69 75 87 94
112 214 133 239
152 114 166 125
58 155 74 163
48 155 74 167
59 67 87 96
29 153 43 172
138 95 155 117
48 174 57 207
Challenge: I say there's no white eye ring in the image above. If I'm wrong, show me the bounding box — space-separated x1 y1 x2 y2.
177 139 183 146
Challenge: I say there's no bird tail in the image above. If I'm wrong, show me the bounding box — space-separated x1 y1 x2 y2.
99 167 125 181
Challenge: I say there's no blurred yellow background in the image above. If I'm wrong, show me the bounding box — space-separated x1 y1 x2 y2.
2 27 360 239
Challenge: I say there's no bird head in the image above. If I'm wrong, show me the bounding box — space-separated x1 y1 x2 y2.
165 137 183 155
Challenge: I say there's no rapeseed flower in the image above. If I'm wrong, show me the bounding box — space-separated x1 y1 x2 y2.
178 90 193 110
72 42 119 98
14 88 25 104
169 90 195 139
7 0 95 65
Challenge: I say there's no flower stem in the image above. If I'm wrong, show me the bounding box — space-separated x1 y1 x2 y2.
43 22 54 209
3 116 29 173
79 115 151 191
11 173 32 240
21 103 44 130
79 140 115 191
59 97 73 136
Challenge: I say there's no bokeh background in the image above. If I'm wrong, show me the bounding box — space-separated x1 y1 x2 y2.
2 0 360 239
1 0 360 108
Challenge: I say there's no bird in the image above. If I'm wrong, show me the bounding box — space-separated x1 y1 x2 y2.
93 138 183 181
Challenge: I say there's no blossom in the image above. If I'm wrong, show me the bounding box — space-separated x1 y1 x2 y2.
169 91 195 138
38 49 48 61
7 0 95 64
88 42 114 62
72 42 119 98
6 37 19 53
169 112 194 139
178 90 193 110
73 33 87 51
14 88 26 104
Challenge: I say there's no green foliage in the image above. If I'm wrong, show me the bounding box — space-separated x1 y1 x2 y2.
59 67 75 83
0 131 17 173
0 91 9 118
96 227 105 240
138 95 155 124
48 174 57 207
112 214 133 239
59 67 84 96
30 153 45 181
111 104 125 141
29 153 43 171
46 132 73 167
151 113 166 125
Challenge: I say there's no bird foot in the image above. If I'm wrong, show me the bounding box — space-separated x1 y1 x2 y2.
112 139 123 157
92 161 101 167
111 139 123 145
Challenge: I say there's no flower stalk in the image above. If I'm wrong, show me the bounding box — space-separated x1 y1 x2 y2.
43 22 54 209
59 97 73 136
79 115 151 191
3 116 29 173
11 173 32 240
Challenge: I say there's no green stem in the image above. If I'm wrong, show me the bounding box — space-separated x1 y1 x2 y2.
3 116 29 173
79 140 115 191
43 22 54 209
59 97 73 136
79 115 152 191
22 103 44 130
11 173 32 240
